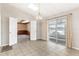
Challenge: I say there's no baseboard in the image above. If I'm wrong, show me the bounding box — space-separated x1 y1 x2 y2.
1 44 8 47
72 47 79 50
37 39 47 41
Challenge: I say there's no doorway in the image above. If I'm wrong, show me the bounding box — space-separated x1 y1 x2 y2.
9 17 37 46
17 20 30 43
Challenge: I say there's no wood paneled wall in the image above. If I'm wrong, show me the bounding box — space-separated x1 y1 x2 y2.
17 23 27 30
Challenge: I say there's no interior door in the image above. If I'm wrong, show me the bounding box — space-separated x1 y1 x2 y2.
9 17 17 46
30 21 37 40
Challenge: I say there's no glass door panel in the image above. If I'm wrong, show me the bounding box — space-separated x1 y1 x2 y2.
56 17 67 45
48 20 56 43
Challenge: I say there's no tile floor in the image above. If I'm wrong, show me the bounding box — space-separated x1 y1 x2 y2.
0 40 79 56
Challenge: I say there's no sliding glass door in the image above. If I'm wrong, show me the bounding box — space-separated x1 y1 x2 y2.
48 16 67 46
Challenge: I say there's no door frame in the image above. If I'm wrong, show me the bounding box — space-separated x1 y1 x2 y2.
47 14 72 48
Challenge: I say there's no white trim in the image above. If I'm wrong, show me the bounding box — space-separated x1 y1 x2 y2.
0 44 8 47
72 47 79 50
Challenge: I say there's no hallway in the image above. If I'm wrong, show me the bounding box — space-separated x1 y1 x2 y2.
0 40 79 56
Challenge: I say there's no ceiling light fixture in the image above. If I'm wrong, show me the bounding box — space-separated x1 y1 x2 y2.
20 20 30 23
22 20 30 23
28 3 43 20
36 3 43 20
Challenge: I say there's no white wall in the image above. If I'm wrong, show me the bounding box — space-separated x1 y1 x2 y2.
0 16 1 46
0 4 1 46
1 4 33 46
37 20 42 40
72 9 79 49
41 20 48 40
30 20 43 40
36 20 48 40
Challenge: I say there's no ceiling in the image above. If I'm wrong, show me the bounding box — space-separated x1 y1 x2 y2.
9 3 79 19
